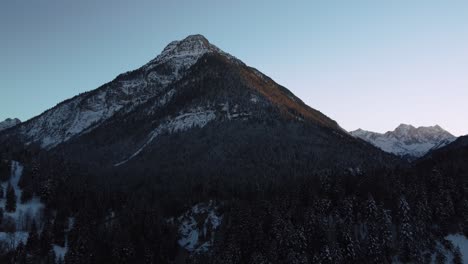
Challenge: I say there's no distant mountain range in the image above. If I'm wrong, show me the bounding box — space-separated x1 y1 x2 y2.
350 124 456 158
0 118 21 132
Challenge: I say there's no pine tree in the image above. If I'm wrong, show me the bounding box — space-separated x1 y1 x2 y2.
462 199 468 237
26 220 40 255
0 160 11 182
365 195 378 221
0 208 3 226
13 241 27 264
316 245 333 264
453 246 462 264
338 220 357 263
435 250 446 264
65 221 93 264
52 213 67 247
249 251 269 264
21 185 33 204
361 195 389 263
39 220 53 257
5 182 17 212
46 249 56 264
398 196 417 262
56 256 64 264
378 208 393 257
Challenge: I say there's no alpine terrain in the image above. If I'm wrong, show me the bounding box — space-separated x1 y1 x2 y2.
0 35 467 264
0 118 21 132
351 124 456 158
0 35 394 170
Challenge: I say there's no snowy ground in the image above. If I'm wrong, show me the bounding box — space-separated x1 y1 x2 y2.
171 201 223 253
0 161 70 263
0 231 28 250
416 234 468 264
0 161 44 229
446 234 468 263
0 161 47 252
114 109 217 166
53 244 67 261
52 216 74 262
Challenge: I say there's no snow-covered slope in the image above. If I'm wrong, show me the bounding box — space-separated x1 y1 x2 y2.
350 124 456 158
8 35 238 149
0 161 45 251
114 108 218 166
0 34 395 172
0 118 21 132
169 201 222 253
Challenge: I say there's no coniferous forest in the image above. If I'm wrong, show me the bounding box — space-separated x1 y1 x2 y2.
0 133 467 263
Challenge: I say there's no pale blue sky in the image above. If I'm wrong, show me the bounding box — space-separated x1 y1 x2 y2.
1 0 467 135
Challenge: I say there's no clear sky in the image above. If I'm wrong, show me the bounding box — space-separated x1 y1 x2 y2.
1 0 467 136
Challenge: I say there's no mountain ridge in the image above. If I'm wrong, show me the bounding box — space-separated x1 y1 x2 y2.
0 34 399 176
0 118 21 132
350 124 456 158
53 51 381 168
0 35 240 149
1 34 344 150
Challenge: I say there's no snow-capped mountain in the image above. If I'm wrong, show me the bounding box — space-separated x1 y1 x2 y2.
2 35 340 149
0 118 21 131
0 34 416 263
0 34 397 171
4 35 239 149
350 124 456 158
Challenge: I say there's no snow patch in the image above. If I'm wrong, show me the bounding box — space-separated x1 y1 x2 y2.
220 102 251 121
0 161 45 229
176 201 222 253
120 79 147 95
250 95 259 103
0 231 28 249
21 93 129 149
53 244 67 261
0 161 45 252
446 234 468 263
168 110 216 133
114 110 216 166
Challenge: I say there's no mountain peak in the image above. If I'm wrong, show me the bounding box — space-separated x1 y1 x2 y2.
396 123 413 128
0 118 21 132
164 34 212 54
395 123 415 131
351 124 456 158
181 34 210 44
392 124 455 142
4 118 20 122
3 34 339 150
145 34 236 73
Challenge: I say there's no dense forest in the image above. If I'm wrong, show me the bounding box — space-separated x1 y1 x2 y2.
0 135 466 264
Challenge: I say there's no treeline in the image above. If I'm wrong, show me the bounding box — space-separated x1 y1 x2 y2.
0 136 466 263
